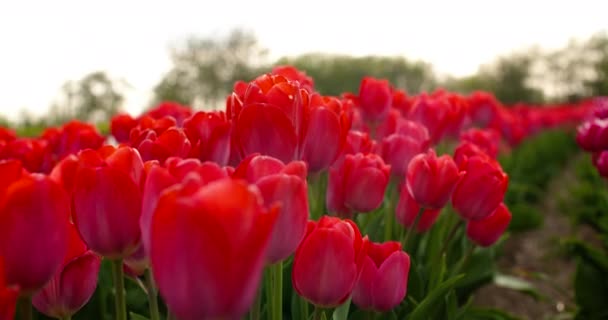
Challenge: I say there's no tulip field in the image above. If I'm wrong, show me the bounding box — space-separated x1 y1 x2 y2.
1 66 608 320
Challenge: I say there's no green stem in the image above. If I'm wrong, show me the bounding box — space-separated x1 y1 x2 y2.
313 306 326 320
453 243 476 276
18 295 32 320
383 184 397 241
249 283 262 320
270 261 283 320
402 207 424 250
299 297 309 320
439 219 464 257
111 259 127 320
144 269 161 320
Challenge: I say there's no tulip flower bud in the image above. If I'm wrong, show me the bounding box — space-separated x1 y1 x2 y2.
0 174 70 294
452 156 508 221
576 118 608 152
406 149 462 209
73 146 144 259
358 77 392 124
33 224 101 319
327 153 390 216
593 151 608 178
234 155 309 263
395 186 441 233
466 203 512 247
183 111 232 166
352 241 410 312
380 120 430 178
292 216 367 307
151 179 278 320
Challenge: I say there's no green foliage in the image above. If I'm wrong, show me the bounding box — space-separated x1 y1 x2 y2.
561 153 608 319
275 54 436 95
499 129 579 231
153 29 267 108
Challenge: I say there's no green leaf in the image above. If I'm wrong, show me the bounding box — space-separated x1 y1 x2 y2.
494 274 541 300
129 312 150 320
332 297 351 320
427 253 446 291
408 274 464 320
574 258 608 317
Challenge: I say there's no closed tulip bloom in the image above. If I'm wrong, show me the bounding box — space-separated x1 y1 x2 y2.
459 128 501 158
151 179 278 320
358 77 392 124
110 113 138 143
136 127 192 164
352 241 410 312
33 224 101 319
576 118 608 152
380 120 430 178
299 95 348 172
452 156 509 221
453 141 491 167
395 186 441 233
292 216 367 307
327 153 390 216
406 150 462 210
0 174 70 294
466 203 512 247
593 151 608 178
73 146 144 259
234 154 309 263
183 111 232 166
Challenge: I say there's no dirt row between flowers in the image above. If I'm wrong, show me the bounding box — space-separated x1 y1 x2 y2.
473 154 602 320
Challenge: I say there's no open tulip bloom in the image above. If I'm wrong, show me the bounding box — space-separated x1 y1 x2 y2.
0 66 596 320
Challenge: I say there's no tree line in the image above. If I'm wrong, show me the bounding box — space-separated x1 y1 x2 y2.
4 29 608 131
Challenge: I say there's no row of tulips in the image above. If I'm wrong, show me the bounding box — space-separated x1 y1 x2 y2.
0 66 599 320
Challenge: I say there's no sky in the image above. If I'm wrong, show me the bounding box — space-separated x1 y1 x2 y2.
0 0 606 122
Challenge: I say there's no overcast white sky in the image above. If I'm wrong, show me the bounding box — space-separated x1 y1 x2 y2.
0 0 606 122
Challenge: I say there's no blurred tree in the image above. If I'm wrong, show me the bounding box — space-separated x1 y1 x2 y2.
444 52 544 104
584 32 608 96
153 29 268 109
51 71 128 124
275 54 436 95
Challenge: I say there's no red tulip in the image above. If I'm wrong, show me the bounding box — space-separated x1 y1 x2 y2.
184 111 232 166
110 113 138 143
466 203 512 247
32 224 101 319
145 101 193 126
140 158 230 256
0 174 70 294
135 127 192 163
151 178 278 320
380 120 430 178
576 118 608 152
406 150 462 209
453 141 490 167
358 77 392 124
334 130 377 165
352 241 410 312
459 128 501 158
467 91 499 127
73 146 143 259
42 120 105 160
292 216 367 307
452 156 508 221
592 151 608 178
234 154 309 263
299 95 348 172
395 186 441 233
272 65 314 92
327 153 390 216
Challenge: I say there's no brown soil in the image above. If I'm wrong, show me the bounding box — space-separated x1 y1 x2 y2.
473 158 586 320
